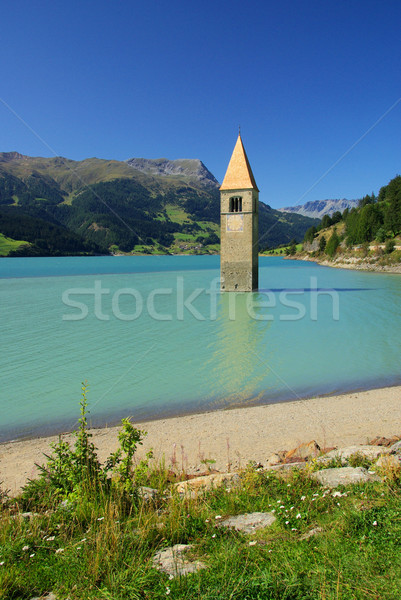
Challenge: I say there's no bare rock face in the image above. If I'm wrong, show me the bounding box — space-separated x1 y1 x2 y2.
285 440 321 461
218 512 276 535
125 158 220 189
174 472 240 498
278 198 359 219
318 445 391 464
152 544 206 578
311 467 380 488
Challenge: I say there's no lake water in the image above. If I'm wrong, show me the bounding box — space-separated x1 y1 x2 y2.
1 255 400 442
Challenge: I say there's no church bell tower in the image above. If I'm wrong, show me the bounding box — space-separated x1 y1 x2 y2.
220 133 259 291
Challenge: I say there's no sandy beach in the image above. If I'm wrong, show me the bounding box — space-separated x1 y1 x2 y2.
1 385 400 495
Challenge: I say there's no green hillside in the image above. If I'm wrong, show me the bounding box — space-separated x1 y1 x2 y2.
0 152 319 256
0 233 29 256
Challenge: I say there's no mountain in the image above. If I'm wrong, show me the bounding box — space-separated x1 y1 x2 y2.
125 158 220 189
279 198 359 219
0 152 319 256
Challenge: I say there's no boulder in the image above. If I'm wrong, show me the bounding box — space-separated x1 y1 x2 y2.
369 435 401 447
218 512 276 535
318 445 390 464
266 453 282 467
266 462 306 472
311 466 380 488
285 440 321 461
152 544 206 578
390 440 401 453
174 472 240 498
137 486 159 501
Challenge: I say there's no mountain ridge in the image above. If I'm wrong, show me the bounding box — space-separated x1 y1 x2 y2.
0 151 319 256
125 157 220 189
279 198 359 219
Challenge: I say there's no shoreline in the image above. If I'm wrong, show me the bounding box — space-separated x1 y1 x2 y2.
288 253 401 274
1 384 400 495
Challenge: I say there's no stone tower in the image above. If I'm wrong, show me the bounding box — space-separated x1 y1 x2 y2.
220 133 259 291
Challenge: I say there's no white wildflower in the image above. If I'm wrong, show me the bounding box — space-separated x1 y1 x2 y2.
55 548 64 554
22 546 29 551
290 506 294 510
97 517 104 521
46 536 55 541
301 495 306 501
30 553 35 558
373 521 377 526
285 520 289 524
166 586 171 595
205 519 210 523
332 491 342 497
212 534 216 538
280 505 285 509
215 515 222 520
249 541 257 546
0 562 4 566
169 574 174 580
296 513 301 519
291 528 297 531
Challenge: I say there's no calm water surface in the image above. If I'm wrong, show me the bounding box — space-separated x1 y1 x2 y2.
1 255 400 441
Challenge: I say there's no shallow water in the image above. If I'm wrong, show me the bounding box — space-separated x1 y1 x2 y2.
0 255 400 441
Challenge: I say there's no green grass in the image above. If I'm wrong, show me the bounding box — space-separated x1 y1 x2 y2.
1 389 401 600
2 462 401 599
264 243 303 256
0 233 29 256
164 205 190 224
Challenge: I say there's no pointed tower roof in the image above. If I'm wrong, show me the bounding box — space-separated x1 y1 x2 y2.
220 134 259 192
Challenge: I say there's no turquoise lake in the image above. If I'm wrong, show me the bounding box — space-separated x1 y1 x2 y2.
1 255 400 442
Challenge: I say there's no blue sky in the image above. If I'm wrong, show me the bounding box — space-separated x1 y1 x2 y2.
1 0 400 208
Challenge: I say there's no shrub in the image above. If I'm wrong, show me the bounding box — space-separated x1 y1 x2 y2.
385 239 395 254
22 383 146 506
326 230 340 257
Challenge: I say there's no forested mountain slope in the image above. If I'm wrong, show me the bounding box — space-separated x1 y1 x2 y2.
0 152 318 256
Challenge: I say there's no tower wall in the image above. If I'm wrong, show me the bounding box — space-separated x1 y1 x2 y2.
220 188 259 291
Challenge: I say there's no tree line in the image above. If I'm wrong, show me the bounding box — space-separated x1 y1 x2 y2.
303 174 401 254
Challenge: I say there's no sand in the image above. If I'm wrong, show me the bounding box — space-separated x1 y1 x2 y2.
1 385 400 495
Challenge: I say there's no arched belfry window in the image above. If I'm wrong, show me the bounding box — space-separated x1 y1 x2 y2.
229 196 242 212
